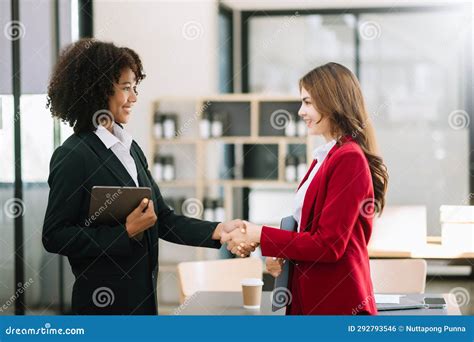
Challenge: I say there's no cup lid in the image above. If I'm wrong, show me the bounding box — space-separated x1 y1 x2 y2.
241 278 264 286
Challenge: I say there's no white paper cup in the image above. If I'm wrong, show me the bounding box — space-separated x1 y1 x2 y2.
241 278 264 309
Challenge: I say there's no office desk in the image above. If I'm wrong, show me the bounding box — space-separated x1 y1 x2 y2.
369 237 474 261
369 245 474 260
175 292 461 316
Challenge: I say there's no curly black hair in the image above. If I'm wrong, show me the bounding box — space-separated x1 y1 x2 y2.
47 39 146 133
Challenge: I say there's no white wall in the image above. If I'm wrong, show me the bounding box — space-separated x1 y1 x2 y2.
94 0 219 157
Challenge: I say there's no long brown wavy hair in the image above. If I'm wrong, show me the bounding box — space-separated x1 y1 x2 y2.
299 62 388 215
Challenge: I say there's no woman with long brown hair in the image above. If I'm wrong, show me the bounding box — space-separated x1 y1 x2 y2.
222 62 389 315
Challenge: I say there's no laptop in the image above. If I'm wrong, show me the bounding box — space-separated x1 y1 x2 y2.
376 296 428 311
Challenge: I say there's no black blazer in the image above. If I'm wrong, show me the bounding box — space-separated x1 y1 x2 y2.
42 131 220 315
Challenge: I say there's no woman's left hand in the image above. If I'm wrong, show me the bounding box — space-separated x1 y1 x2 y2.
266 257 285 277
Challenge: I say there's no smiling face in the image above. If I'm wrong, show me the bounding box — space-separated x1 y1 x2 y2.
298 86 333 141
108 67 137 126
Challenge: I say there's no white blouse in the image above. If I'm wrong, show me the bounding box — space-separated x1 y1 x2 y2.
95 124 139 187
293 139 337 231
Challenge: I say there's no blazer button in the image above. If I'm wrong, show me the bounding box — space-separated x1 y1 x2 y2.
295 263 299 266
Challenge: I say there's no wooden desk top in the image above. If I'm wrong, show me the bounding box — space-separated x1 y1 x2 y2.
369 237 474 260
175 292 461 316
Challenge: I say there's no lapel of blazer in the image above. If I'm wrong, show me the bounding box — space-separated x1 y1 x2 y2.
297 159 317 191
130 143 151 188
129 142 156 264
80 132 136 186
299 139 342 232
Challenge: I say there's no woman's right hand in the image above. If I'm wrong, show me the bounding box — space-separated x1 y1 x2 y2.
125 198 157 238
266 257 285 278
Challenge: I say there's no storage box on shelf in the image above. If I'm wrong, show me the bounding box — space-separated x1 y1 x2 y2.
440 205 474 252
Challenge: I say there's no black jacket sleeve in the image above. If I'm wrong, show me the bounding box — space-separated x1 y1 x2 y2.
133 142 221 249
42 146 133 258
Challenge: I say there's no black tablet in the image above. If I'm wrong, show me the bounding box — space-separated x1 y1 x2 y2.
87 186 152 226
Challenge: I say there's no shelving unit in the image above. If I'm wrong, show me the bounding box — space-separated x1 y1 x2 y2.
150 94 313 306
158 180 197 188
150 94 313 227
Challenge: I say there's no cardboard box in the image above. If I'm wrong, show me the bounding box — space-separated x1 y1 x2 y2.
440 205 474 252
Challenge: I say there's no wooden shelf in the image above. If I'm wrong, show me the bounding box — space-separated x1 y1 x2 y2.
427 236 442 244
157 179 298 191
201 136 306 144
158 180 196 187
156 179 300 188
369 243 474 260
205 179 299 188
154 138 197 145
153 136 307 144
198 94 255 102
198 94 299 102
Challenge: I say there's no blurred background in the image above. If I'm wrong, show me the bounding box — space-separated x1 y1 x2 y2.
0 0 473 315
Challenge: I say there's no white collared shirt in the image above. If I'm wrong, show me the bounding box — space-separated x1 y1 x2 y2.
293 139 337 231
94 124 139 186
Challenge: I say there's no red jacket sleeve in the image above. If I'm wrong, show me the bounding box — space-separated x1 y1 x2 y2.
260 150 371 263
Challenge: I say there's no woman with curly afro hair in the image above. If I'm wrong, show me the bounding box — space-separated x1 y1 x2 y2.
42 39 249 315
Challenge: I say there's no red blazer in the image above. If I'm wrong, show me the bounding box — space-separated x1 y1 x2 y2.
260 137 377 315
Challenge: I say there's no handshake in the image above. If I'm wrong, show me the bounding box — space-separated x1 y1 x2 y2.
217 220 284 278
216 220 263 257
